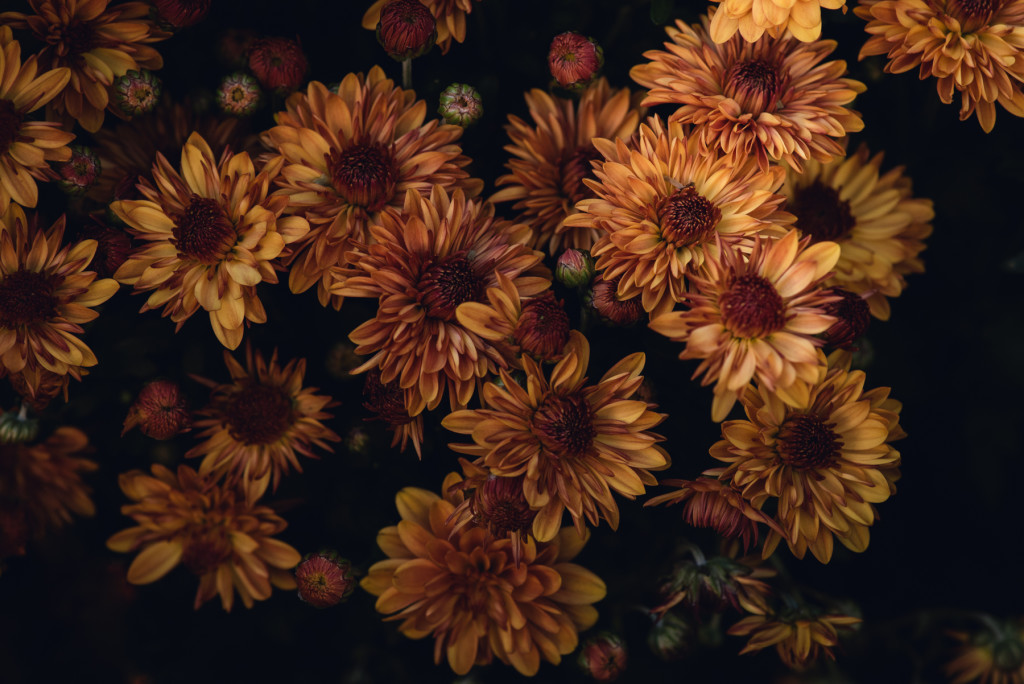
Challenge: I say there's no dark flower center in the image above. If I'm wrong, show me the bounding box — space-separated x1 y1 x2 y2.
952 0 998 27
559 146 602 205
658 185 722 248
776 413 842 469
719 274 786 338
363 369 413 426
724 58 782 112
790 181 855 243
531 391 595 458
0 99 24 155
326 143 396 212
589 275 644 326
171 195 236 265
225 383 295 445
182 533 231 576
418 253 486 321
0 270 60 329
513 292 570 360
821 287 870 349
476 476 535 538
59 20 97 56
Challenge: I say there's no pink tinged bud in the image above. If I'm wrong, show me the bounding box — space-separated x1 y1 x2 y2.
112 70 162 116
548 32 604 91
587 275 644 326
376 0 437 60
248 37 307 94
152 0 210 28
438 83 483 126
579 633 627 682
55 146 101 196
295 552 356 608
122 380 191 440
555 248 596 288
216 73 262 116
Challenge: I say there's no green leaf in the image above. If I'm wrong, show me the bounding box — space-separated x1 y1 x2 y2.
650 0 675 25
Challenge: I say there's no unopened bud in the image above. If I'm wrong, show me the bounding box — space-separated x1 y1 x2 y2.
216 73 262 116
55 146 101 196
555 248 595 288
548 32 604 91
295 551 356 608
587 275 644 326
0 406 38 444
122 380 191 440
579 633 627 682
648 611 695 661
248 37 307 94
113 70 162 116
821 287 871 350
438 83 483 127
377 0 437 61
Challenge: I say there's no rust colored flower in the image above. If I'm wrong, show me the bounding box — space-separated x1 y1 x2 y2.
565 117 794 318
0 26 73 214
260 71 483 308
295 551 356 608
587 274 645 326
782 143 934 320
122 379 191 440
335 186 547 417
856 0 1024 131
0 206 118 396
443 331 670 542
186 346 339 503
729 609 860 669
649 230 840 422
548 32 604 90
362 368 425 458
0 0 169 133
362 0 481 54
630 13 865 172
78 214 131 278
820 287 871 349
446 458 536 565
709 0 848 43
7 367 70 411
492 79 643 254
54 145 100 196
107 464 302 611
947 619 1024 684
111 132 309 349
247 36 306 94
711 351 905 562
376 0 437 60
578 633 627 682
152 0 211 29
360 475 607 676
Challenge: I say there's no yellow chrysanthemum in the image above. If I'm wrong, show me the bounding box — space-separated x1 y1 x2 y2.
709 0 848 43
729 610 861 669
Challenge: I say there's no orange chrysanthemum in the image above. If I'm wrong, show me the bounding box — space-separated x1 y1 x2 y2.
564 117 794 318
630 13 865 172
729 610 861 669
106 463 302 611
360 475 607 676
649 230 840 422
782 143 934 320
0 205 118 395
0 0 169 132
709 0 848 43
0 27 73 214
490 78 643 254
362 368 426 458
334 186 548 417
111 132 310 349
362 0 481 54
260 71 482 309
711 351 904 562
856 0 1024 131
443 331 670 543
186 345 340 503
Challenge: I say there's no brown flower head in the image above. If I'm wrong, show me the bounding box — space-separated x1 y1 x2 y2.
376 0 437 60
588 274 645 326
820 287 871 349
548 32 604 90
247 36 307 94
362 0 482 54
122 379 191 440
578 633 627 682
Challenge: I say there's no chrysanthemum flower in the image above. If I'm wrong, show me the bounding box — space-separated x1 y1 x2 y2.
111 132 310 349
630 13 865 172
650 230 839 421
782 143 934 320
491 79 643 254
360 475 607 676
0 26 73 214
443 331 670 542
247 37 307 95
260 71 483 308
856 0 1024 131
122 379 191 440
362 0 481 54
362 368 425 458
565 117 794 318
186 345 339 503
587 273 645 326
0 0 169 132
655 546 774 617
946 619 1024 684
107 464 302 611
0 206 118 395
295 551 356 608
334 186 548 417
729 609 860 669
711 351 904 562
709 0 848 43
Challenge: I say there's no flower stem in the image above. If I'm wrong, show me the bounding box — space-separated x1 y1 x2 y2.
402 59 412 90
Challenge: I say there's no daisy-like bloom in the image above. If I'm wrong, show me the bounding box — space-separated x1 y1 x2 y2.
260 71 482 309
111 132 310 349
295 551 356 608
334 186 548 417
650 230 839 421
947 619 1024 684
629 13 865 172
106 464 302 611
856 0 1024 131
186 346 340 503
729 608 860 669
491 78 643 255
360 474 607 676
565 117 794 318
0 205 118 395
0 26 73 214
782 143 934 319
709 0 848 43
362 0 481 54
0 0 169 133
710 351 905 562
362 368 425 458
442 331 670 542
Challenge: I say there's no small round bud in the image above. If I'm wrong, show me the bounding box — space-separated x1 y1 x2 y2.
216 72 262 116
122 380 191 440
648 612 695 661
438 83 483 127
548 32 604 91
55 146 101 196
513 292 570 361
151 0 210 29
112 70 162 116
79 216 131 279
821 287 871 350
578 633 627 682
587 275 644 326
295 551 356 608
555 248 596 288
377 0 437 61
345 427 370 455
0 406 38 444
248 37 307 95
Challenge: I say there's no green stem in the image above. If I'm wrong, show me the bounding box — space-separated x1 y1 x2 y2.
402 59 412 90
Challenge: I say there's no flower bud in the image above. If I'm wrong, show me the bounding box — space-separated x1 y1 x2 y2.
377 0 437 61
216 73 262 116
0 406 38 444
151 0 210 29
295 551 356 608
513 291 570 361
578 633 627 682
548 32 604 91
112 70 162 116
79 215 131 279
555 248 596 288
821 287 871 350
248 37 307 95
55 146 101 196
438 83 483 127
122 380 191 440
345 427 370 455
648 611 695 661
587 275 644 326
